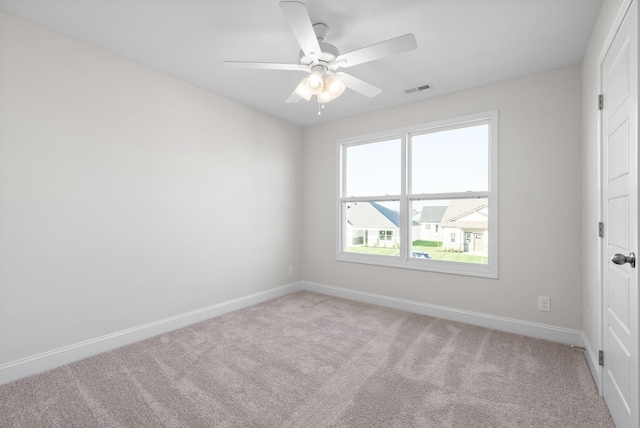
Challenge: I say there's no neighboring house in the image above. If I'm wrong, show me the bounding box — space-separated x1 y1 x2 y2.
440 198 488 254
417 206 447 242
346 202 421 248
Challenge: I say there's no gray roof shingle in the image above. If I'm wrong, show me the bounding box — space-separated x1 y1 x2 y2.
347 202 420 229
419 206 448 223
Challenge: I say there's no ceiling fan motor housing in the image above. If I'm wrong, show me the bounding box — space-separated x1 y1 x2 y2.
300 42 338 67
299 23 338 68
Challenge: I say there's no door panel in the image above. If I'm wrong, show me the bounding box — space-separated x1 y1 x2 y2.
609 267 630 329
607 43 629 113
607 326 631 409
608 120 630 180
608 197 629 248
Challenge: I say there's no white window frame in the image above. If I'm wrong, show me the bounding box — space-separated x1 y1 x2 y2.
336 110 499 279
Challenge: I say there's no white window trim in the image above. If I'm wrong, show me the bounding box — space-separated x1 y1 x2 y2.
335 110 499 279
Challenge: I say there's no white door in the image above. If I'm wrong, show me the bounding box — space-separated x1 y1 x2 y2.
602 1 638 427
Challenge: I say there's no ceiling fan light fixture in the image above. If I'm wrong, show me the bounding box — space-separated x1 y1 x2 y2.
317 89 334 104
307 71 324 94
325 75 345 97
296 73 345 104
295 78 313 100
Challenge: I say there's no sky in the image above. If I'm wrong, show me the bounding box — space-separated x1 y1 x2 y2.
345 123 489 198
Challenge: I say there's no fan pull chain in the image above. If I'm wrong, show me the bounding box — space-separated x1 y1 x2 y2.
318 103 325 116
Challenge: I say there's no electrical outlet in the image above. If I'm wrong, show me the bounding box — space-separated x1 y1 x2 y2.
288 265 294 275
538 296 551 312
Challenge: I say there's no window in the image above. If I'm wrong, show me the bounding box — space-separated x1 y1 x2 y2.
336 111 498 278
379 231 393 241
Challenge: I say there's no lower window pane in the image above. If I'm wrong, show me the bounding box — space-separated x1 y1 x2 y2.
345 201 400 256
412 198 489 264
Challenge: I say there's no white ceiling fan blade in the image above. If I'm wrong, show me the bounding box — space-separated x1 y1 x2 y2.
333 34 417 68
336 72 382 98
223 61 308 71
279 1 322 62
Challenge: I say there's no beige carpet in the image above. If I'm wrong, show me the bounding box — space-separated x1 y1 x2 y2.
0 291 613 427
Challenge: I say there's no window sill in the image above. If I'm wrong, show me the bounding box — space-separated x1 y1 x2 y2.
336 252 498 279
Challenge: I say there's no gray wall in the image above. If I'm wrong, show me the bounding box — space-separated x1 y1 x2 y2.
0 11 303 365
302 66 583 329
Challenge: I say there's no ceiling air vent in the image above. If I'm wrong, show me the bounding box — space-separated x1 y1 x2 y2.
403 83 432 94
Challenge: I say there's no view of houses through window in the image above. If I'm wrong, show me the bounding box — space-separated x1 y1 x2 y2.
411 199 488 264
345 199 488 264
338 111 497 277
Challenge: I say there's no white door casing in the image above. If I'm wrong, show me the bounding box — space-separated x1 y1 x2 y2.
601 1 639 427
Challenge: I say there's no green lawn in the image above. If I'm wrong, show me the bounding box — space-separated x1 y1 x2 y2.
412 240 442 248
347 240 488 264
346 246 400 256
426 252 488 264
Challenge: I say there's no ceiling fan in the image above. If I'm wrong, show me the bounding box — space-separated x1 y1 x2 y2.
223 1 417 109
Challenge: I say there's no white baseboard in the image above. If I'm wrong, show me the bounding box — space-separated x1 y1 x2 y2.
1 280 590 387
301 281 584 347
0 282 302 385
582 332 603 394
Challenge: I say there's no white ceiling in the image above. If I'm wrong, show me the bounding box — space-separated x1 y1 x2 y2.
0 0 603 127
